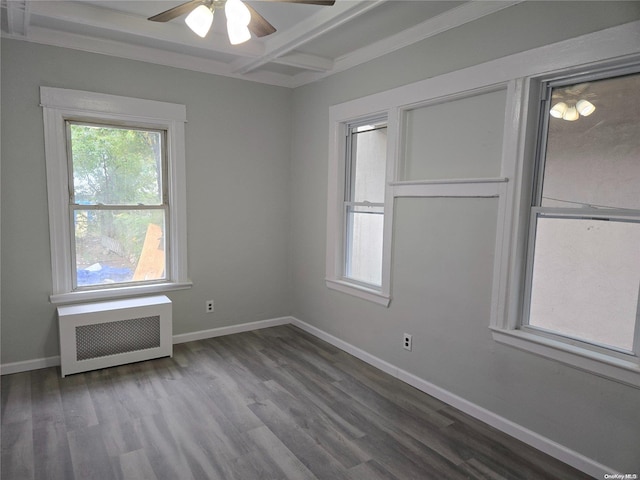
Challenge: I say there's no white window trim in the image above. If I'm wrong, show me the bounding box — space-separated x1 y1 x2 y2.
326 111 394 307
490 47 640 387
326 20 640 386
41 87 191 304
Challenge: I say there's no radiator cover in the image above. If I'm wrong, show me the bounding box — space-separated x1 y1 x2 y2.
57 295 172 377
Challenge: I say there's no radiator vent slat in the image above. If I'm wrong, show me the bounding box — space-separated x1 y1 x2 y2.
76 315 161 361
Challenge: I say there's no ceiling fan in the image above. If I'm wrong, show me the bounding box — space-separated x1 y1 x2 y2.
550 82 597 121
148 0 336 45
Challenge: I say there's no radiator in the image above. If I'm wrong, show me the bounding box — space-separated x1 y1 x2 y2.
57 295 172 377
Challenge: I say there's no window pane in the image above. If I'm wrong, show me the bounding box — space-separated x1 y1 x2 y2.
542 72 640 209
75 209 166 287
529 216 640 351
346 205 384 286
69 124 163 205
350 126 387 203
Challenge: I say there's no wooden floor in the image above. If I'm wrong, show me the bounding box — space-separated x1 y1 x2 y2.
2 325 590 480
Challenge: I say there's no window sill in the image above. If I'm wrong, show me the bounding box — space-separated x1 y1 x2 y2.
490 327 640 389
325 278 391 307
50 281 193 305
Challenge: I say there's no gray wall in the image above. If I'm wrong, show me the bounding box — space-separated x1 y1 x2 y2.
289 1 640 473
1 40 292 363
2 0 640 473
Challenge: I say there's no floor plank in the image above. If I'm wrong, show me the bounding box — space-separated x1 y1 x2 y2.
245 425 316 480
33 420 74 480
2 372 32 425
67 424 119 480
118 449 159 480
1 325 591 480
1 419 35 480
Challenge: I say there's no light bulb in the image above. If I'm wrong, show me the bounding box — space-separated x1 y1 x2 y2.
225 0 251 25
185 5 214 38
562 106 579 121
226 0 251 45
227 22 251 45
576 99 595 116
550 102 567 119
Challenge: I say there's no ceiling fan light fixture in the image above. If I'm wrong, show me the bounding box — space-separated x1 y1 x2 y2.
226 0 251 44
185 4 214 38
562 106 579 122
225 0 251 25
550 101 567 119
227 22 251 44
576 99 596 116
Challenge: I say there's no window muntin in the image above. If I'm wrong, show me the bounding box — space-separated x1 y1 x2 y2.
524 69 640 358
67 122 169 289
344 122 387 287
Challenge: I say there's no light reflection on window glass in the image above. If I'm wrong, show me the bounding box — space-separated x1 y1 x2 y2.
542 73 640 210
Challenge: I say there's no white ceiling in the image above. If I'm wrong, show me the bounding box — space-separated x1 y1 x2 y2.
1 0 522 87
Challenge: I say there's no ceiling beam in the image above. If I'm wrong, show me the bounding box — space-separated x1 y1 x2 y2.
273 52 333 72
231 0 386 75
289 0 525 87
6 24 295 87
5 0 30 36
26 0 266 59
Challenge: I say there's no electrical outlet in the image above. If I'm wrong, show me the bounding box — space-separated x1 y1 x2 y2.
403 333 412 351
206 300 214 313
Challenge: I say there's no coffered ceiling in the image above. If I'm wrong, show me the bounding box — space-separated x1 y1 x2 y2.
1 0 522 87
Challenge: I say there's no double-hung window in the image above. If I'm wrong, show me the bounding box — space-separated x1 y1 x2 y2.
524 68 640 360
68 122 168 288
493 63 640 386
344 122 387 287
41 87 190 303
326 115 390 306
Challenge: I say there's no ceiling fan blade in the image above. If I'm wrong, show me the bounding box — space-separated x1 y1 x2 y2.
148 0 203 22
259 0 336 5
245 3 277 37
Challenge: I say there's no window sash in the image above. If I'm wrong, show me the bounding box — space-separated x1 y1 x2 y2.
343 119 387 289
69 205 170 290
345 121 387 202
522 207 640 360
522 66 640 361
532 66 640 208
66 121 170 291
343 202 384 287
66 121 168 207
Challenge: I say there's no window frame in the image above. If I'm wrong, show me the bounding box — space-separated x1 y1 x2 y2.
343 120 387 288
66 120 170 290
491 59 640 388
41 87 191 304
324 22 640 383
326 111 394 306
518 65 640 362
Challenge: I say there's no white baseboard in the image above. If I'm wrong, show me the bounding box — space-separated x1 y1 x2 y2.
0 355 61 376
0 316 293 375
0 314 616 477
289 316 614 479
172 316 292 344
